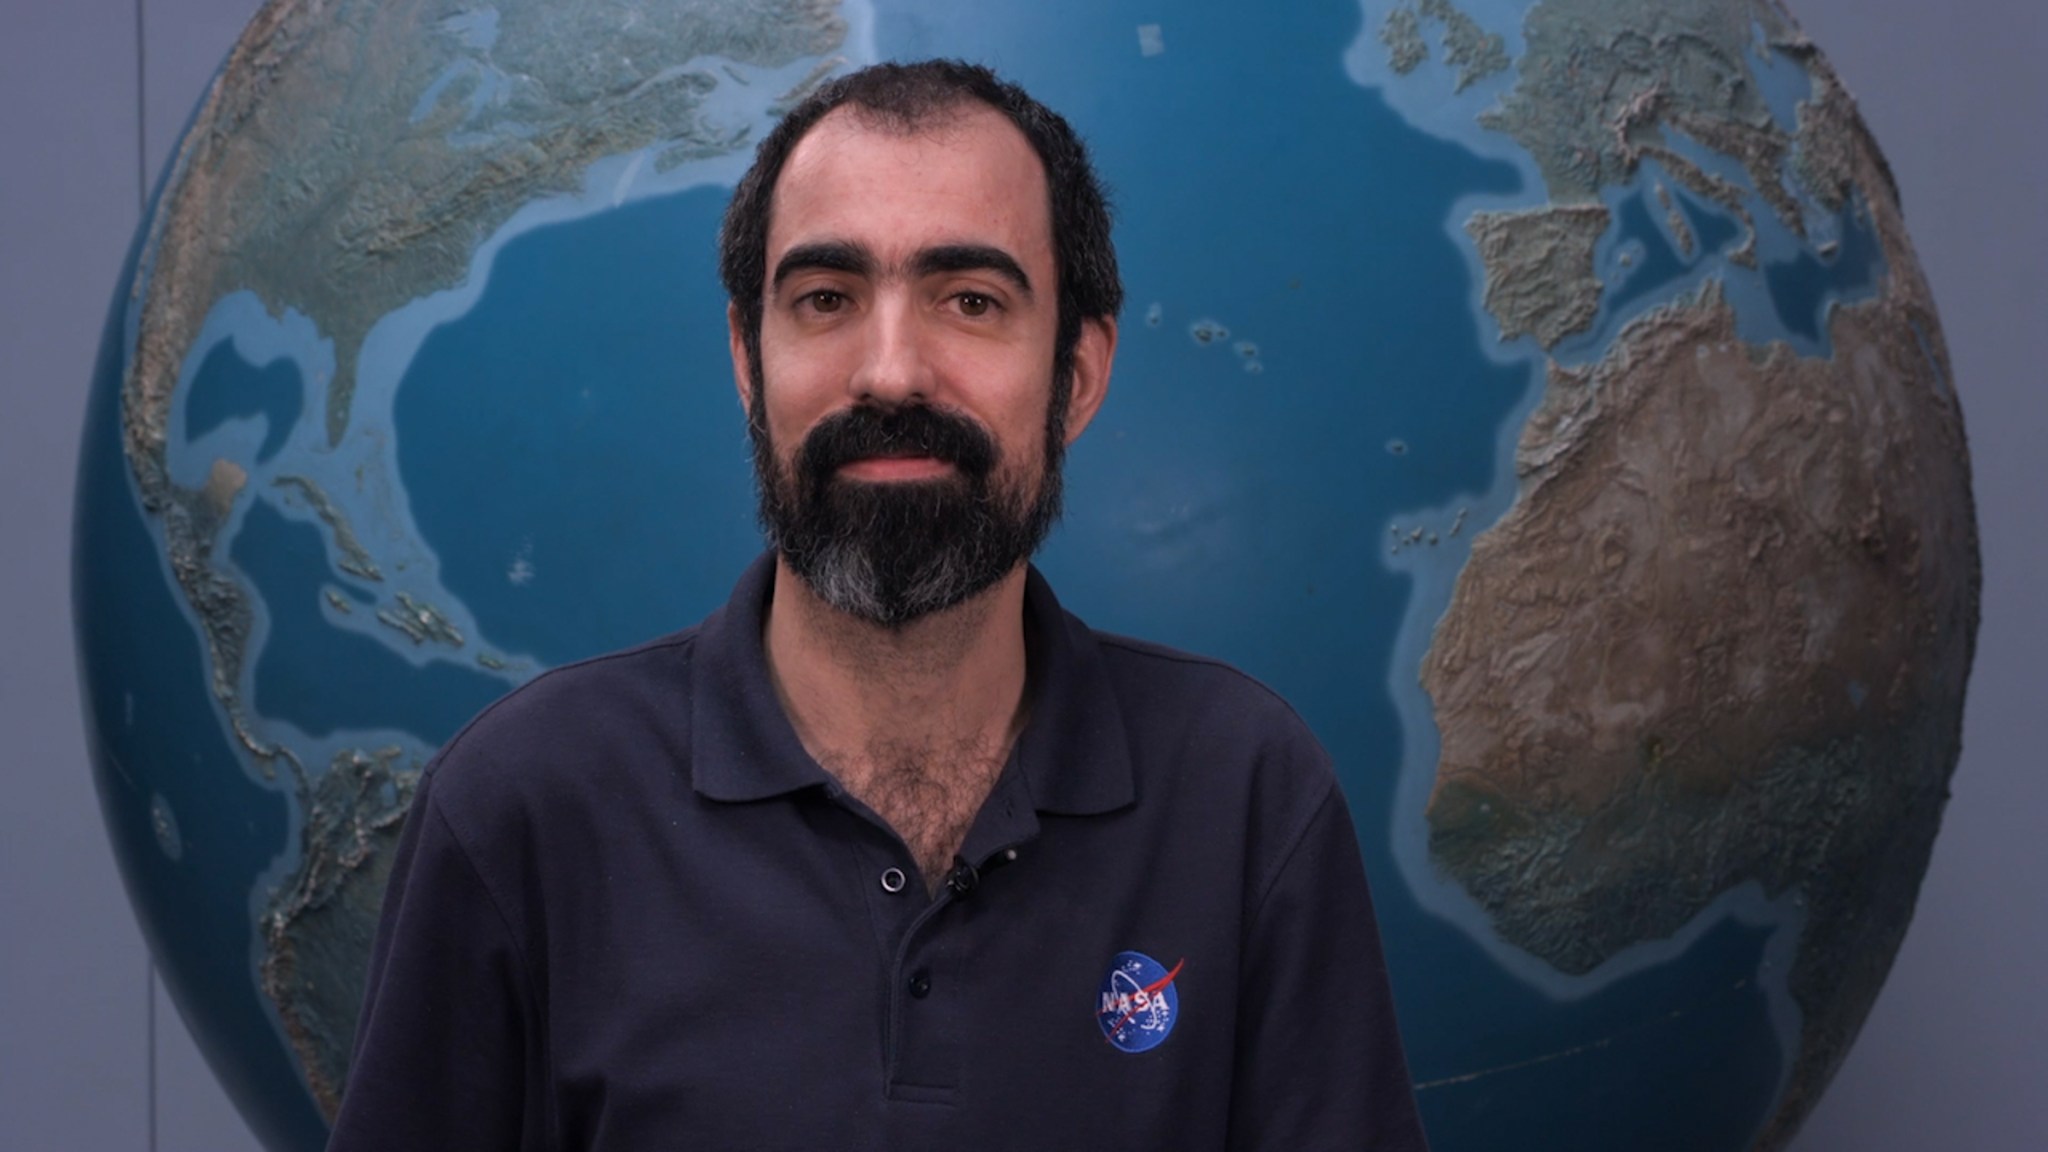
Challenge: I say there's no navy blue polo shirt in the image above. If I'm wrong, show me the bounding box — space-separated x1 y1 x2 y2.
330 555 1427 1151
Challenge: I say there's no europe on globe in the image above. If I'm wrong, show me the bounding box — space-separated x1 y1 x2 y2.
73 0 1977 1148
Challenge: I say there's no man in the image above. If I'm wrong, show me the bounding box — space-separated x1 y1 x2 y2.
330 60 1427 1150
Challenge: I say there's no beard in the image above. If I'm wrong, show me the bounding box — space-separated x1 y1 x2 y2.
749 377 1067 628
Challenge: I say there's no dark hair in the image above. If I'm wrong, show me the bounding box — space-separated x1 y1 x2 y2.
718 59 1123 390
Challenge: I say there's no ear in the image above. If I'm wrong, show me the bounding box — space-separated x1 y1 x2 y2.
1060 315 1117 445
727 301 755 416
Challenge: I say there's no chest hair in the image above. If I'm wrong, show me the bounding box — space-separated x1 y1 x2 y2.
825 736 1009 894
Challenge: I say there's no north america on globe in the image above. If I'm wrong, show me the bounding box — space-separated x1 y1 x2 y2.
74 1 1976 1149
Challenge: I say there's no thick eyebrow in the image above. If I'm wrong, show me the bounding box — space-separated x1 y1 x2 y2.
769 240 1035 299
911 244 1034 298
771 241 876 292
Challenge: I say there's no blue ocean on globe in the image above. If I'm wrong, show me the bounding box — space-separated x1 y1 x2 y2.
74 0 1977 1149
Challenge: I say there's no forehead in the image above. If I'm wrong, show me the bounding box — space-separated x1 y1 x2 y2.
766 104 1053 269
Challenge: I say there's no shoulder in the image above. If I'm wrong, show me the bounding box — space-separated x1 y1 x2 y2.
420 627 703 827
443 628 699 761
1089 627 1325 760
1082 624 1340 868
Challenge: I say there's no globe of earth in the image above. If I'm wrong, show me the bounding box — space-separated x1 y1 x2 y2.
73 0 1978 1148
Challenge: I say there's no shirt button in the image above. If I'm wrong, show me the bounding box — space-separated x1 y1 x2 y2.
907 970 932 999
879 867 907 894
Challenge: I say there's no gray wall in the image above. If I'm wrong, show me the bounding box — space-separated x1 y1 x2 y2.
2 1 2039 1147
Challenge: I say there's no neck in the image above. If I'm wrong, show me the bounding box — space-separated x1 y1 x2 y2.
762 558 1032 768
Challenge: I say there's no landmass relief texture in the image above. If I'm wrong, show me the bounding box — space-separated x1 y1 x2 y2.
1382 0 1512 91
1418 2 1977 1145
121 0 844 1116
1464 204 1610 348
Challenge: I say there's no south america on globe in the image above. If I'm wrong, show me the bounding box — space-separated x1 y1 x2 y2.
73 1 1977 1149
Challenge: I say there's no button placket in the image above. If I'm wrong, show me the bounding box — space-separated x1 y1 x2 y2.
830 810 926 1009
883 881 972 1099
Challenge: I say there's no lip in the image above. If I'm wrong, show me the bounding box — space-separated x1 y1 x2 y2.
837 455 955 481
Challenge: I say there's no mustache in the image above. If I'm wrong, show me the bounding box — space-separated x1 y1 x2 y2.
795 404 999 484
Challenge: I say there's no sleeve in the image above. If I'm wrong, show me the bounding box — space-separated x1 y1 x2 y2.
1226 782 1431 1152
326 771 552 1151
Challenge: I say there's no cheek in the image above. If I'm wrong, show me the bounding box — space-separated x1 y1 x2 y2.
754 354 834 443
995 394 1059 476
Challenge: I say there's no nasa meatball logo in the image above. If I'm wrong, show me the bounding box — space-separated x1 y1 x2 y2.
1097 950 1183 1052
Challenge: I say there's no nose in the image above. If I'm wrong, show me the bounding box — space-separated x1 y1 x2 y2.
848 293 935 407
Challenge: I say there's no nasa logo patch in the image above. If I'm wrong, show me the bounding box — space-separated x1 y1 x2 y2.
1097 950 1183 1053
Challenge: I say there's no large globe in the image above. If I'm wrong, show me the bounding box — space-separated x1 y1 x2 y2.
74 0 1978 1148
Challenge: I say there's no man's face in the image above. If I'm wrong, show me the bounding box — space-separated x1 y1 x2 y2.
733 105 1107 626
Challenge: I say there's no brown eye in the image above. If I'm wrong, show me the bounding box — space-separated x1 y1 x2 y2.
957 293 993 317
806 291 845 313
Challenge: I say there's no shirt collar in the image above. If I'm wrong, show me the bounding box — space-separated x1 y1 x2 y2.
1011 564 1136 816
688 553 1135 818
688 553 836 802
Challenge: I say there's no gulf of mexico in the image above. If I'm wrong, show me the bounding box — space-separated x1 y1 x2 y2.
394 185 763 668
